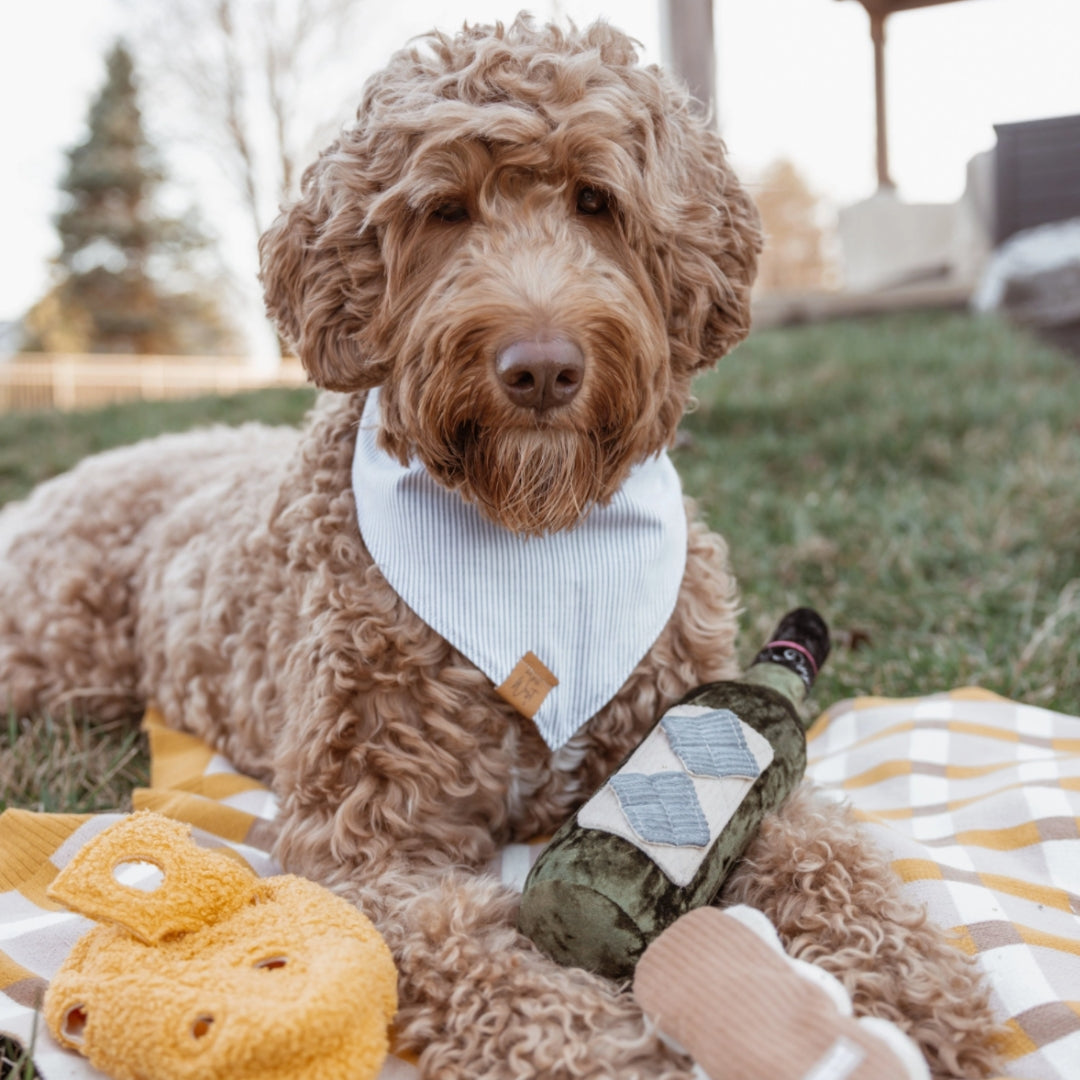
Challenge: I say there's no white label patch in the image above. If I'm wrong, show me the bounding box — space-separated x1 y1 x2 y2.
577 705 774 886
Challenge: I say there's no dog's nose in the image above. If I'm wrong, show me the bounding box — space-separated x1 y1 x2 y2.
495 338 585 412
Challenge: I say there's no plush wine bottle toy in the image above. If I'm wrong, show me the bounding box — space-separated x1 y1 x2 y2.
518 608 830 981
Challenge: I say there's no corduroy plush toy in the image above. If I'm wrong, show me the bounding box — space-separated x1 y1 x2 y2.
634 905 929 1080
44 811 398 1080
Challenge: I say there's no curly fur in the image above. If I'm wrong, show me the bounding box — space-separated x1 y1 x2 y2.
0 16 1002 1079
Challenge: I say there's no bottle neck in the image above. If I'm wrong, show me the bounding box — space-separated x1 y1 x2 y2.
740 609 828 723
739 662 810 713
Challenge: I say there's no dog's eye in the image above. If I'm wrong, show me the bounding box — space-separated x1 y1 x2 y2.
432 201 469 223
576 186 608 215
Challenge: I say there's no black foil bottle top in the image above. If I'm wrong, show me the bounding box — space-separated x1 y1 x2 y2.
751 608 831 692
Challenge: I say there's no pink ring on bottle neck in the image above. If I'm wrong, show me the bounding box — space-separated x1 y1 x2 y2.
764 639 819 677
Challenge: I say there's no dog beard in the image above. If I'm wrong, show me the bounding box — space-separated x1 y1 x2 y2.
450 423 624 536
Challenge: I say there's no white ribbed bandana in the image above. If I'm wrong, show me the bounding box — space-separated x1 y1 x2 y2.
351 388 688 750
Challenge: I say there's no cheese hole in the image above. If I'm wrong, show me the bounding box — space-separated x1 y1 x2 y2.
112 860 165 892
63 1005 88 1043
254 956 289 971
192 1015 215 1039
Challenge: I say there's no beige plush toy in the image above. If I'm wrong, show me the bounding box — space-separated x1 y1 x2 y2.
633 905 930 1080
44 812 398 1080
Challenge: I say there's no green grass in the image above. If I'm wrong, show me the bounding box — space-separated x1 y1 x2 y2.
1 711 149 815
678 311 1080 719
0 386 316 507
1 1033 38 1080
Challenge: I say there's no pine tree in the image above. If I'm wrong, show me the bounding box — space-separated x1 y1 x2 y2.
23 42 236 355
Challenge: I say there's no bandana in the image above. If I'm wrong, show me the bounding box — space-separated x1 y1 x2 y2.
351 388 688 750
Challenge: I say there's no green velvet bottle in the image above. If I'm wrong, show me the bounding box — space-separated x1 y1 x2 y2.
518 608 830 982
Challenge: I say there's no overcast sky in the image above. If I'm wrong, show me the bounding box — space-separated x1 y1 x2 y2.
1 0 1077 354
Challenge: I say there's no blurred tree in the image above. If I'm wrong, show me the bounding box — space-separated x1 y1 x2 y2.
754 160 837 293
23 42 237 355
127 0 367 356
131 0 363 245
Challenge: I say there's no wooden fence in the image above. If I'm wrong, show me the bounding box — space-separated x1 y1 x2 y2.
0 355 309 412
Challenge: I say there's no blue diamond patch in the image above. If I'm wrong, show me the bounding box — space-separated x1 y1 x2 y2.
662 709 763 780
609 772 710 847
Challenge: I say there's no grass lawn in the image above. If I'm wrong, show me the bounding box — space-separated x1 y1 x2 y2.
678 311 1079 719
0 386 317 508
1 310 1078 818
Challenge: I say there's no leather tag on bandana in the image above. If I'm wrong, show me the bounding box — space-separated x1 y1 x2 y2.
496 652 559 719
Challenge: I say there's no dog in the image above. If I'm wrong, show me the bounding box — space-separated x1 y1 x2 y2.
1 17 1001 1079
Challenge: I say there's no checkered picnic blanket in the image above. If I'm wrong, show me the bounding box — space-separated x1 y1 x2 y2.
2 689 1078 1079
807 687 1080 1080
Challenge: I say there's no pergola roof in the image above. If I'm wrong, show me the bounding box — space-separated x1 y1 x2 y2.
840 0 971 12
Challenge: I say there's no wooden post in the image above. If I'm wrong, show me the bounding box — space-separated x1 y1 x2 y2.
869 7 895 190
840 0 973 190
660 0 717 125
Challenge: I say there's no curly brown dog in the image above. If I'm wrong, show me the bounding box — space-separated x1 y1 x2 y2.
1 17 1000 1079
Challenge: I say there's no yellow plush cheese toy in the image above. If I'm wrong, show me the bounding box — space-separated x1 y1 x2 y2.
43 811 398 1080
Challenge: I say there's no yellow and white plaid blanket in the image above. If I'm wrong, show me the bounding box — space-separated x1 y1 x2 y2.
807 688 1080 1080
2 689 1079 1080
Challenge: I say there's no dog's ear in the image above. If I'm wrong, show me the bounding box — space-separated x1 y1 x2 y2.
259 143 390 391
648 99 764 375
693 134 764 371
